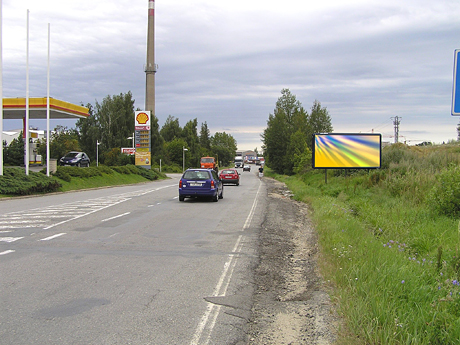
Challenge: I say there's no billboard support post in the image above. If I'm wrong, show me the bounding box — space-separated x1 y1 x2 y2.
452 49 460 116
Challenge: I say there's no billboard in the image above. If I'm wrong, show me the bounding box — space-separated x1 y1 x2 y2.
312 133 381 169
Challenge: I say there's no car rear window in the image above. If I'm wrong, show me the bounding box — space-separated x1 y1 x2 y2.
221 170 235 174
183 171 210 180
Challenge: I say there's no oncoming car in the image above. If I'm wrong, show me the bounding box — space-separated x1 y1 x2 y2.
243 165 251 172
219 169 240 185
179 168 224 202
59 151 90 167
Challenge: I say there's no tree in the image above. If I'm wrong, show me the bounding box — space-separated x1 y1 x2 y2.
47 125 80 160
262 110 290 174
95 92 135 152
457 121 460 141
262 89 332 175
182 118 200 167
75 103 99 160
3 132 25 166
307 100 333 144
164 137 188 167
199 122 211 151
211 132 237 167
150 113 164 163
76 92 136 162
160 115 182 142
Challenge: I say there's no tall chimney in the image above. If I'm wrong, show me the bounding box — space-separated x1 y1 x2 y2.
145 0 156 113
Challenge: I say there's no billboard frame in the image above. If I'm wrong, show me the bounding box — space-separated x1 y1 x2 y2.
312 133 382 170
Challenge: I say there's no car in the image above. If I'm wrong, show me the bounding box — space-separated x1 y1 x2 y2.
58 151 90 167
179 168 224 202
243 165 251 172
219 169 240 186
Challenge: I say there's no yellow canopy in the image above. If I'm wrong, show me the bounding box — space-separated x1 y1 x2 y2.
3 97 89 119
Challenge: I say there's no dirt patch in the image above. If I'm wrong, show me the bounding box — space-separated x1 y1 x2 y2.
246 178 340 344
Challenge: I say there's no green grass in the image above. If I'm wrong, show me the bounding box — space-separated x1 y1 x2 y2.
57 172 152 192
266 142 460 344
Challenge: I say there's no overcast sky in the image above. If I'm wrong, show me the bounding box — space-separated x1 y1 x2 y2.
2 0 460 150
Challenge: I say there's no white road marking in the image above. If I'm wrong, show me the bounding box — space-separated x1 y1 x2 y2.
190 180 263 345
0 250 15 256
101 212 130 222
40 233 66 241
0 237 24 243
43 199 130 230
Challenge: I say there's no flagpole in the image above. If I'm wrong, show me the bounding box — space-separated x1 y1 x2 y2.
46 23 50 176
25 9 29 175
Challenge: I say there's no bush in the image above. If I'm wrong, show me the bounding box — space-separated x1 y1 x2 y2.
428 165 460 217
0 167 61 195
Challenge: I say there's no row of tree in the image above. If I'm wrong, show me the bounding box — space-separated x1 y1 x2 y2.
3 89 332 175
0 92 235 170
262 88 333 175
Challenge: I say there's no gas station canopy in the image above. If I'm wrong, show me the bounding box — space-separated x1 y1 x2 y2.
3 97 89 119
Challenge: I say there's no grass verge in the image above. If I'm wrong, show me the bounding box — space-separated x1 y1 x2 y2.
265 142 460 344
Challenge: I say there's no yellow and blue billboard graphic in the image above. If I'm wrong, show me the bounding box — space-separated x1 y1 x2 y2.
313 133 381 169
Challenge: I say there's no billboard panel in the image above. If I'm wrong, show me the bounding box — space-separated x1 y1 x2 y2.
313 133 381 169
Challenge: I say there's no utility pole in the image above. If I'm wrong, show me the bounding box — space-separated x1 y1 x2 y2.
391 116 401 143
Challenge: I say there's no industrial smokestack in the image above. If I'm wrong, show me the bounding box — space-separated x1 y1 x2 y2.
145 0 156 113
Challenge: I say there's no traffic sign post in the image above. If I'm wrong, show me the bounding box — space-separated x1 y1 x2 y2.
452 49 460 115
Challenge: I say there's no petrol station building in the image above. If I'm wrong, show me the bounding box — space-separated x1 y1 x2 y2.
1 97 90 175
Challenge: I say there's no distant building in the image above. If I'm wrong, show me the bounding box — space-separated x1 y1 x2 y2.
3 129 45 146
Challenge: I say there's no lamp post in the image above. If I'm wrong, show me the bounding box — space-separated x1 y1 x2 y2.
127 132 134 149
183 146 188 172
96 140 101 167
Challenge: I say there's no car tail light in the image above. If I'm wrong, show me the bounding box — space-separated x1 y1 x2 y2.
179 180 183 188
211 180 215 188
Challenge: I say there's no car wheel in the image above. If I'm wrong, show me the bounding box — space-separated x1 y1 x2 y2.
179 195 185 202
236 181 239 186
77 162 81 167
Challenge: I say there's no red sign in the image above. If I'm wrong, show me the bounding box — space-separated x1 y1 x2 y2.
121 148 135 155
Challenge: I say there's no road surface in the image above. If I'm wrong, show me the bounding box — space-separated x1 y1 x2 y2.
0 171 265 344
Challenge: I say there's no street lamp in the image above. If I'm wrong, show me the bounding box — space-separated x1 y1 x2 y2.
183 146 188 172
96 140 101 167
127 132 134 149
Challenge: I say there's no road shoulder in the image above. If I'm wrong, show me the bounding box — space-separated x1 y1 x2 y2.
246 177 340 344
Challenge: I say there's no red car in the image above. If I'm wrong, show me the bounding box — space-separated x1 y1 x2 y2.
219 169 240 186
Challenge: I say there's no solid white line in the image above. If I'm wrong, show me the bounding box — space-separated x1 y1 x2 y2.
0 250 15 256
40 233 66 241
101 212 130 222
190 181 263 345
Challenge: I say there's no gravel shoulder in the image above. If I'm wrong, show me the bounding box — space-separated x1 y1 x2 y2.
246 177 340 344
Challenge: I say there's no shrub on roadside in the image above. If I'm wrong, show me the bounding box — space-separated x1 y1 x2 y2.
428 165 460 218
0 167 61 195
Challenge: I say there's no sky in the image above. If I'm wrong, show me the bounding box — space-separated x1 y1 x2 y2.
2 0 460 150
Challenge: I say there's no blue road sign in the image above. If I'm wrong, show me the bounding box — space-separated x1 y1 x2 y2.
452 49 460 115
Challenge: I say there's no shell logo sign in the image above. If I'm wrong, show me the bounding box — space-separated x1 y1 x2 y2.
135 111 150 128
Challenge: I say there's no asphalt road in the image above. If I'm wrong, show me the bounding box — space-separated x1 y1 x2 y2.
0 169 267 344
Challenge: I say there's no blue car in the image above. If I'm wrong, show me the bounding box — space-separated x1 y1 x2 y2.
179 168 224 202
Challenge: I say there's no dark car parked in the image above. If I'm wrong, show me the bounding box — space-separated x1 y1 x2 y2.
179 168 224 202
59 151 90 167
